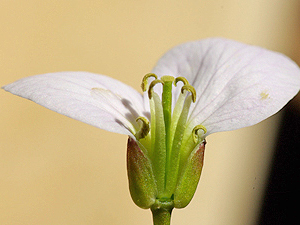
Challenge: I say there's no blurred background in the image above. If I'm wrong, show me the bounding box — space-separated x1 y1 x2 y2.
1 1 299 224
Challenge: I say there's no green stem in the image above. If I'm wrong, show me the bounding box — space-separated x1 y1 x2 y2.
151 207 172 225
151 200 174 225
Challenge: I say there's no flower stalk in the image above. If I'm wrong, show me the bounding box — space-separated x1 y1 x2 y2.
151 200 174 225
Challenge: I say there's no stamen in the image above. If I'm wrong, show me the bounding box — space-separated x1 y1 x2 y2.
192 125 207 143
139 73 205 199
181 85 197 103
169 91 188 143
135 117 150 139
165 94 193 195
148 79 164 99
151 92 167 195
141 73 158 92
174 77 189 86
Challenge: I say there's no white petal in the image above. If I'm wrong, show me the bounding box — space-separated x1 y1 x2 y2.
3 72 147 136
152 38 300 134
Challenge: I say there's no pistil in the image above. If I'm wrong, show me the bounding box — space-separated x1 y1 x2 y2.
160 76 175 191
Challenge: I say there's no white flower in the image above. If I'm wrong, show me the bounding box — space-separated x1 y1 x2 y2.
3 38 300 209
4 38 299 138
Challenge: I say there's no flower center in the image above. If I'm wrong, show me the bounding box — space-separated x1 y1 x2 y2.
135 73 206 199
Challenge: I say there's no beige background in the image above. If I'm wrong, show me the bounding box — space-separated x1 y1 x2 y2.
1 1 299 224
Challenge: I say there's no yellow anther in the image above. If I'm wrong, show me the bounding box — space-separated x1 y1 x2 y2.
192 125 207 143
135 117 150 139
181 84 197 102
174 77 189 86
148 79 164 99
141 73 158 92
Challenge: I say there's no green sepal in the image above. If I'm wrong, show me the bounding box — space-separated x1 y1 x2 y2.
127 137 157 209
173 140 206 208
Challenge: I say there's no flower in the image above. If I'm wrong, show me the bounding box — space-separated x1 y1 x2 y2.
3 38 300 212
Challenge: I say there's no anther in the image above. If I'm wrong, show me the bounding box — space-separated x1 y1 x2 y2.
141 73 158 92
174 77 189 86
181 85 197 102
148 79 164 99
192 125 207 143
135 117 150 139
